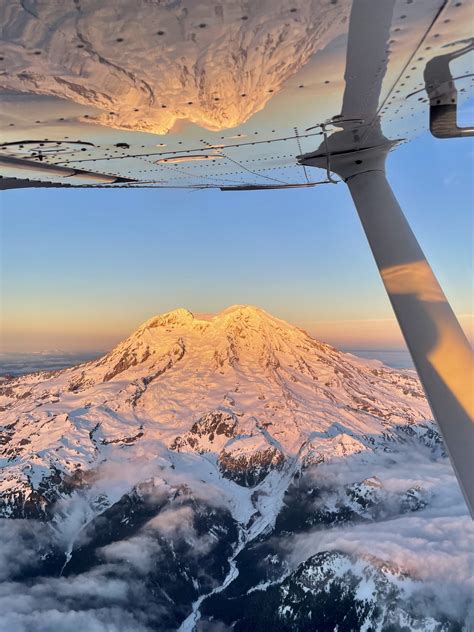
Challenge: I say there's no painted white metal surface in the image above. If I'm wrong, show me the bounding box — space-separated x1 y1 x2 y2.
347 157 474 514
0 0 472 187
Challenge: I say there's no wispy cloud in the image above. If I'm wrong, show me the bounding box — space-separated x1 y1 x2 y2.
277 451 474 626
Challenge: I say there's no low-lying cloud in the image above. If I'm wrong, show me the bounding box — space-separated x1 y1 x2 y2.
0 445 472 630
0 459 230 632
278 449 474 627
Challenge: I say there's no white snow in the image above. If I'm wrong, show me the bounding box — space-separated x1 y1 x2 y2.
1 305 431 533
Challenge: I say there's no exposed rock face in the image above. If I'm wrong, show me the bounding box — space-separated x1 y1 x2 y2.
103 348 149 382
0 0 350 133
0 305 434 517
170 410 238 453
219 442 285 487
0 306 468 631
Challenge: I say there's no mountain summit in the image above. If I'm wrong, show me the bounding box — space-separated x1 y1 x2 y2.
1 305 430 514
0 306 464 630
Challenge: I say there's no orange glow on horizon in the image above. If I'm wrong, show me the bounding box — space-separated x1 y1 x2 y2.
2 312 472 354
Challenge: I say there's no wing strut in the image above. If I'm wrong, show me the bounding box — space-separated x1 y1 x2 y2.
349 150 474 514
300 0 474 515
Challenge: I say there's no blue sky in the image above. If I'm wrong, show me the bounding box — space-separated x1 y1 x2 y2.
1 132 472 352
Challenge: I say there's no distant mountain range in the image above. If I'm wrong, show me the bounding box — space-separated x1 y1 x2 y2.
0 348 415 377
0 306 470 631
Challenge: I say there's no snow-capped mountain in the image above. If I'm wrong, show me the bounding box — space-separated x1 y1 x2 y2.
0 305 431 518
0 306 470 631
201 550 451 631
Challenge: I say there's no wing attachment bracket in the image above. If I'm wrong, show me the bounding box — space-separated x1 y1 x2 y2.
425 39 474 138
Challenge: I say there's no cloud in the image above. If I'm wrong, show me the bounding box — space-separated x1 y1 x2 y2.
50 454 185 555
0 483 223 631
277 450 474 626
0 610 129 632
0 512 182 632
0 520 52 582
145 506 196 536
197 621 234 632
0 442 472 630
306 447 460 496
0 555 154 632
99 504 219 580
99 535 162 575
0 600 150 632
285 514 474 625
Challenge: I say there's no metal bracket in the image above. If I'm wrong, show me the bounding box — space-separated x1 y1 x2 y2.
320 124 340 184
299 121 346 184
424 39 474 138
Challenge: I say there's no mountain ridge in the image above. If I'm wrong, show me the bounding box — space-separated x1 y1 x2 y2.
1 306 469 631
0 305 432 520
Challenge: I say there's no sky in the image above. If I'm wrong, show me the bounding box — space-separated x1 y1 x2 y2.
1 131 473 353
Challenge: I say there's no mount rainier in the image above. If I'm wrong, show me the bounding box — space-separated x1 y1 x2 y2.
0 306 472 631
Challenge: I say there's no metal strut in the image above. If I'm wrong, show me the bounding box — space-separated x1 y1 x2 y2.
301 143 474 516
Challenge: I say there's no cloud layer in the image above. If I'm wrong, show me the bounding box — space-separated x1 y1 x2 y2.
279 451 474 627
0 448 472 630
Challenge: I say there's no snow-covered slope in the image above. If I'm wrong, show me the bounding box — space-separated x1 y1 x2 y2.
2 306 470 631
0 305 431 519
201 550 449 631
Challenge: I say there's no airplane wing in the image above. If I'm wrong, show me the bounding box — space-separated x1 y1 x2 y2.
0 0 472 190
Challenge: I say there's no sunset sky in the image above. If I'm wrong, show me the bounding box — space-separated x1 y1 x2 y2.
1 131 473 353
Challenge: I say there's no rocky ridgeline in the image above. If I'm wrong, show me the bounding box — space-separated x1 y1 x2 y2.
0 307 461 630
0 306 434 519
